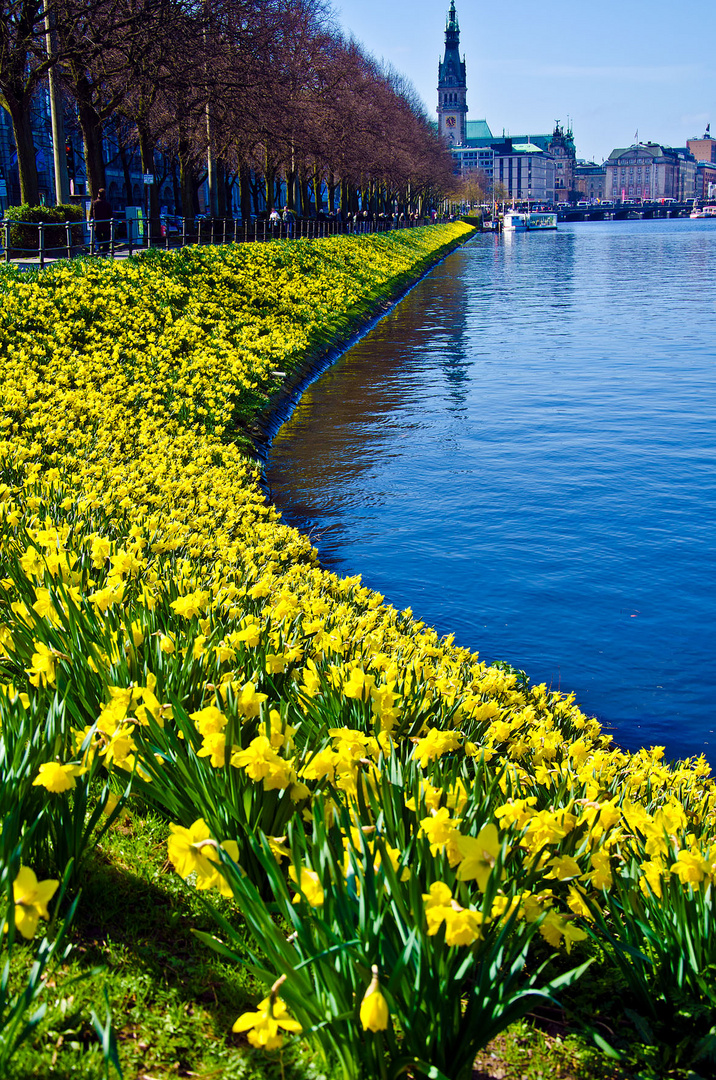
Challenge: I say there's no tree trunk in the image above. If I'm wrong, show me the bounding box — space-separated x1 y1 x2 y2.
118 140 134 206
77 97 106 199
137 124 159 237
224 172 236 218
215 160 226 217
312 166 321 215
171 155 181 214
299 167 310 217
178 138 197 219
249 171 262 217
264 147 275 213
286 167 296 211
6 98 39 205
239 162 252 223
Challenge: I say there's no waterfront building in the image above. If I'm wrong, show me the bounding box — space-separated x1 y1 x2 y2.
547 123 576 203
687 129 716 200
575 161 606 202
451 121 495 183
695 160 716 200
605 142 696 202
492 139 556 203
687 129 716 165
671 148 697 202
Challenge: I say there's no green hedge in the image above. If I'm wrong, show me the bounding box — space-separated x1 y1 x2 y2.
3 204 85 254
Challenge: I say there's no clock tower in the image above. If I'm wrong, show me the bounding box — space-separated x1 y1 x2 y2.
437 1 467 146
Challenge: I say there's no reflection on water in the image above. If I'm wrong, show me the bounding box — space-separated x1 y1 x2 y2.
267 220 716 762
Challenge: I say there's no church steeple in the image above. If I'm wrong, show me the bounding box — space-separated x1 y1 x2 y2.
437 2 467 146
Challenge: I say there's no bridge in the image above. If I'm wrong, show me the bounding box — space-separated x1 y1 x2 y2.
557 202 693 222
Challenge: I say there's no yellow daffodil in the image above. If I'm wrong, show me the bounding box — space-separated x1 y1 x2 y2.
12 866 59 939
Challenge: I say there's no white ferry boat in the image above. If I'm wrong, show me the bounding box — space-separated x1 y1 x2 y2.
502 211 527 231
690 205 716 219
502 210 558 231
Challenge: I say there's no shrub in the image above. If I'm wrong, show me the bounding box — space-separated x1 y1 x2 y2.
3 204 84 255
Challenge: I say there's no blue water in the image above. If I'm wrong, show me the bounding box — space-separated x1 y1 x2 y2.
267 220 716 762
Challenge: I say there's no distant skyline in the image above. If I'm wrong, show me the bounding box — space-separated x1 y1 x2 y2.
334 0 714 164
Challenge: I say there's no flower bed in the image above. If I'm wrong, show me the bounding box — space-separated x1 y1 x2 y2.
1 225 715 1077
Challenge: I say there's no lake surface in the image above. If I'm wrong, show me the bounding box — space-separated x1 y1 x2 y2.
267 219 716 763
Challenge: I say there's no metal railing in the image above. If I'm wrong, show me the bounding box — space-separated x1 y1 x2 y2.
0 213 446 267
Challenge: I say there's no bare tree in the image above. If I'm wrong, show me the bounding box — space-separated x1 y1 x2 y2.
0 0 58 203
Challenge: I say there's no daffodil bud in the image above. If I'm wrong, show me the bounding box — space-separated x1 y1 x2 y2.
359 965 389 1032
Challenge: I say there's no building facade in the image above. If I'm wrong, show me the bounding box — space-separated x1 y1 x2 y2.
695 162 716 200
493 140 555 203
437 1 468 148
574 161 607 202
686 129 716 164
451 120 494 183
687 130 716 200
605 143 696 202
547 123 576 203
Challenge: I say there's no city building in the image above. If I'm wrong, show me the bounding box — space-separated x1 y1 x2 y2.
492 139 555 204
605 142 697 202
671 148 697 201
687 128 716 200
686 128 716 164
451 121 495 185
548 123 576 203
695 161 716 200
575 161 607 202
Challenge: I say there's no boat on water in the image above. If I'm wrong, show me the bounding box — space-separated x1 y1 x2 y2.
502 210 558 231
690 205 716 219
526 211 558 230
502 211 527 231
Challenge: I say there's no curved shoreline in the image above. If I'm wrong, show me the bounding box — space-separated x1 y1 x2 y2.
248 226 475 470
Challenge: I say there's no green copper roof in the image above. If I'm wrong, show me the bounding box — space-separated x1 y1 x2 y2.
465 120 493 140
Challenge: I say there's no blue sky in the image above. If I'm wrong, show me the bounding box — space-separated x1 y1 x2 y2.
333 0 714 163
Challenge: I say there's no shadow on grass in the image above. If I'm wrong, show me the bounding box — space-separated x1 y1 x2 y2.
7 810 328 1080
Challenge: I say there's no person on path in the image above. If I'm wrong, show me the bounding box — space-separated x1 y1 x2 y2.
89 188 112 255
282 206 294 238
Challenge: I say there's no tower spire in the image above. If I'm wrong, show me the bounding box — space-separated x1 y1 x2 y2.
437 1 467 146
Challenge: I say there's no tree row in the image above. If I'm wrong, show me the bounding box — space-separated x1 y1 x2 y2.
1 0 456 218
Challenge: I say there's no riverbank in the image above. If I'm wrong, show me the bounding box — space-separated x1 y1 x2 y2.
246 225 475 462
0 227 715 1079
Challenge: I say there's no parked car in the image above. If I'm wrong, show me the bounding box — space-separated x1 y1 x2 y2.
160 213 181 236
